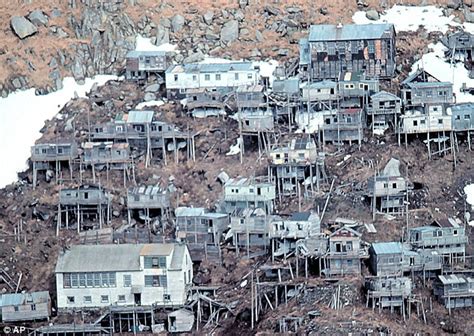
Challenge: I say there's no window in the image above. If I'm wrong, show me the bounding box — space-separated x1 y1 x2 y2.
84 296 92 303
392 183 397 189
163 294 171 301
276 154 280 159
368 41 375 53
347 259 353 266
118 295 126 302
420 119 426 125
57 147 63 154
413 120 418 127
455 115 461 120
145 275 166 287
174 74 178 81
101 273 109 287
14 306 19 312
192 75 197 81
63 273 71 288
205 74 210 81
216 74 221 80
465 114 471 120
79 273 86 287
438 119 443 124
247 73 253 79
144 256 167 268
453 229 458 236
67 296 75 304
71 274 78 287
426 90 433 98
123 274 132 287
101 295 109 303
84 192 89 200
31 304 36 311
234 73 239 80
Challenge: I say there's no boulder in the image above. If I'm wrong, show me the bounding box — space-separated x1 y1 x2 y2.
145 84 160 92
203 10 214 25
447 0 462 9
255 30 263 42
264 6 280 16
220 20 239 43
10 16 38 39
28 9 48 27
144 92 156 101
155 24 170 45
171 14 185 32
366 9 380 21
11 77 22 90
464 8 474 23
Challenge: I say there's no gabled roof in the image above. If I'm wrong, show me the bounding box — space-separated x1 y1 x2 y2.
371 90 400 101
166 62 256 74
0 291 50 307
175 207 206 217
330 225 361 238
127 110 154 123
402 68 440 85
371 242 403 255
289 212 311 221
55 244 177 273
309 23 394 42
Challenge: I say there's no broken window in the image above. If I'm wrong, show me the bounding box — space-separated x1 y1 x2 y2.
392 183 397 189
67 296 75 304
413 120 418 127
174 74 178 81
163 294 171 301
465 114 471 120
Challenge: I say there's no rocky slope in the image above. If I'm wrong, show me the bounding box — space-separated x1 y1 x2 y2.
0 0 463 96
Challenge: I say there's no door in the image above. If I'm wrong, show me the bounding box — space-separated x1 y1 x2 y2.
134 293 141 305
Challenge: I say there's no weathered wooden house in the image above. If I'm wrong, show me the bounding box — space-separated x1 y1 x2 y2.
434 274 474 310
57 185 111 234
165 62 260 99
0 291 51 322
450 103 474 132
338 71 379 100
125 50 172 82
409 218 468 265
365 276 412 313
222 177 276 214
168 308 195 333
230 207 274 256
185 88 226 118
321 107 364 146
441 30 474 77
127 184 172 226
369 242 442 276
300 23 396 80
400 69 454 111
268 137 327 196
271 77 301 119
175 207 229 262
81 141 131 173
55 243 193 309
367 158 408 215
31 141 78 188
366 91 401 133
301 80 338 107
322 226 366 277
91 110 194 165
270 211 321 259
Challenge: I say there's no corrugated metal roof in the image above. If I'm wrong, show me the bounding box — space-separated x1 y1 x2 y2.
289 212 311 221
127 110 154 123
450 103 474 113
167 61 255 74
371 90 399 100
55 244 175 273
169 244 186 270
236 84 264 93
126 50 167 58
305 80 337 89
0 291 50 307
175 207 206 217
371 242 403 255
309 23 394 42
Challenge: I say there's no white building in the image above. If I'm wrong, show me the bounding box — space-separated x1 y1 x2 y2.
165 61 260 99
55 243 192 310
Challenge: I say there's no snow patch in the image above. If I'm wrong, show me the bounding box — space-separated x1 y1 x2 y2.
411 43 474 103
464 184 474 209
352 5 459 33
226 138 242 156
135 35 178 52
135 100 165 109
0 75 119 188
295 112 324 133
